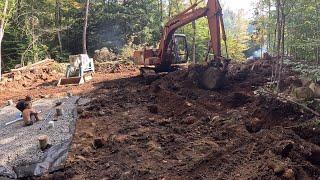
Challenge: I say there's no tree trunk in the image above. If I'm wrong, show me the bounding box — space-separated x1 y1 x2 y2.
317 3 320 66
277 0 286 92
317 47 319 67
267 0 271 52
0 30 3 81
56 0 63 56
190 0 196 63
0 0 9 81
83 0 90 54
275 0 281 87
168 0 172 17
159 0 163 22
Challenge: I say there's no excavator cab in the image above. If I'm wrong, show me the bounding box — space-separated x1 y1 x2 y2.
170 34 189 64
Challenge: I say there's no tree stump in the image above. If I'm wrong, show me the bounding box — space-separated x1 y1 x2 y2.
38 135 49 151
56 108 63 116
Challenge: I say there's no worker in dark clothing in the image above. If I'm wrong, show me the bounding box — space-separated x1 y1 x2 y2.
22 101 41 126
16 96 41 126
16 96 32 113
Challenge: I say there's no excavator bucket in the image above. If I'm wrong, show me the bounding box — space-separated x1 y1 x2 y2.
57 77 85 86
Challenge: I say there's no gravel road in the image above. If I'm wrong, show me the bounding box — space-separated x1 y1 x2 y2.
0 96 79 178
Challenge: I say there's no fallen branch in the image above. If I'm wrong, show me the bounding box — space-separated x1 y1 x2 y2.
260 88 320 117
11 59 54 72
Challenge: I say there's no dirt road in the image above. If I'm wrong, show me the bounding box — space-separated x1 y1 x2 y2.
30 61 320 179
0 72 138 106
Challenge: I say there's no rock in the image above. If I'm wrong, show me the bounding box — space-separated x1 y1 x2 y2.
301 77 312 87
201 66 226 90
0 80 6 86
292 87 314 101
81 132 94 138
77 107 85 114
14 74 22 81
93 138 105 149
30 68 39 74
110 134 130 143
183 116 197 125
282 169 295 179
309 83 320 98
40 94 50 99
152 85 161 93
144 72 160 85
40 74 48 81
274 165 285 175
307 148 320 165
245 118 263 133
24 74 34 80
98 110 106 116
55 102 63 106
274 140 294 157
14 64 22 69
268 161 286 175
148 105 158 114
80 146 91 156
76 155 87 161
7 100 14 106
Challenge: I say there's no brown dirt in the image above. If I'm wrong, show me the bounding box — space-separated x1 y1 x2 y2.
26 60 319 180
0 62 139 106
3 60 319 179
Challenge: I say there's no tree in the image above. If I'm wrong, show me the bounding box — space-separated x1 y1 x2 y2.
55 0 63 56
189 0 196 63
0 0 9 81
83 0 90 54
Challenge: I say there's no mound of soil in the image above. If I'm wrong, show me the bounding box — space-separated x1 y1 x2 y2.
0 60 64 89
95 61 137 74
35 60 320 179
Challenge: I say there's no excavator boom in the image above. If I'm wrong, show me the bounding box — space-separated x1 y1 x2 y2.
133 0 229 90
156 0 225 69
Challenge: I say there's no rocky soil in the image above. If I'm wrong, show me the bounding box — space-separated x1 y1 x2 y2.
34 60 320 179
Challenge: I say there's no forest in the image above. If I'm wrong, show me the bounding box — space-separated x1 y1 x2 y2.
0 0 318 73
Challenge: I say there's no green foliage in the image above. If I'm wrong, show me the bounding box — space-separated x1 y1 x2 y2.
252 0 320 62
1 0 255 70
284 59 320 81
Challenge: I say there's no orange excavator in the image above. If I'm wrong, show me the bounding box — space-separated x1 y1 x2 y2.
134 0 229 89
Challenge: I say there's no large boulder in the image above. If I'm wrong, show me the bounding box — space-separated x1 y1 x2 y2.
292 87 314 101
309 83 320 98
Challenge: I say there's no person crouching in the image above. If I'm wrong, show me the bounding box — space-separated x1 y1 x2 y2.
22 101 41 126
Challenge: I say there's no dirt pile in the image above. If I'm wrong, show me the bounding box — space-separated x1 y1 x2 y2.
0 60 64 89
95 61 137 73
93 47 118 62
93 47 138 73
38 59 320 179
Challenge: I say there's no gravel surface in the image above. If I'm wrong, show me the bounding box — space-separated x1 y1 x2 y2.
0 96 79 178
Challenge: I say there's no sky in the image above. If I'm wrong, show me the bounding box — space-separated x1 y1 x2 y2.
220 0 256 18
221 0 254 11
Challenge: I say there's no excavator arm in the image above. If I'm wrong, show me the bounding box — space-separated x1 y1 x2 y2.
156 0 226 69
